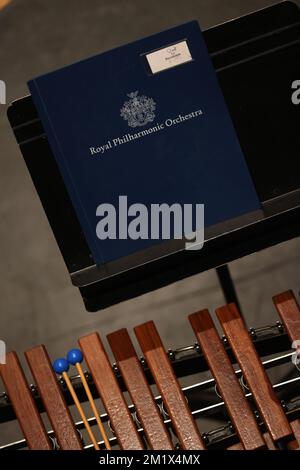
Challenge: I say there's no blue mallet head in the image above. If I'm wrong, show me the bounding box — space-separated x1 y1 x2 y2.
53 357 69 374
67 348 83 365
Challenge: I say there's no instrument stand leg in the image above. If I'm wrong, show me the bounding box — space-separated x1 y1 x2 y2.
216 264 243 319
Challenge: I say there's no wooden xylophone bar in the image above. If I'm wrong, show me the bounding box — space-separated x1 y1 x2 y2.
134 321 205 450
0 352 52 450
216 303 293 444
0 322 292 424
107 328 174 450
0 290 300 450
25 345 83 449
1 356 300 450
189 309 265 450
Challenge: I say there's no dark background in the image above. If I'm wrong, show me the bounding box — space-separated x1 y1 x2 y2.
0 0 299 445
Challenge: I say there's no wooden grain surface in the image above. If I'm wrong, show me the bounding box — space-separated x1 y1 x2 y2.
227 442 244 450
273 291 300 448
25 345 83 450
228 432 277 450
289 420 300 450
189 310 266 450
0 0 10 10
107 328 173 450
216 303 292 443
134 321 205 450
273 290 300 342
0 351 51 449
79 332 143 450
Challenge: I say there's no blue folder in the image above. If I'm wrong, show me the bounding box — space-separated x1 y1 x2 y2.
28 20 260 266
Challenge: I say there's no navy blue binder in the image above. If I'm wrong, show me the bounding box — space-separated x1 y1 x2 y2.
28 20 260 266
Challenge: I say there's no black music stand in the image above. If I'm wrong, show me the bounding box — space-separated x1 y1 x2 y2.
7 2 300 311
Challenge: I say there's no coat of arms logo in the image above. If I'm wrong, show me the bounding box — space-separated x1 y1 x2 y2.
120 91 156 128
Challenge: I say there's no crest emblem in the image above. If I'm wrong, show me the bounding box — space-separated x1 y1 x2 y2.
120 91 156 128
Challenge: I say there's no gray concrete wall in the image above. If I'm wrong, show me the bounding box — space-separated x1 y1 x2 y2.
0 0 299 446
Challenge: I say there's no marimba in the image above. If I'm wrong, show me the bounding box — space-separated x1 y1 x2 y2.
7 2 300 311
1 289 300 450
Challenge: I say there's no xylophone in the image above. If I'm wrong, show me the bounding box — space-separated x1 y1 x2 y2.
0 289 300 450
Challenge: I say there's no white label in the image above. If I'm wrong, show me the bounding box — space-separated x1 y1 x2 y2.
146 41 192 74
